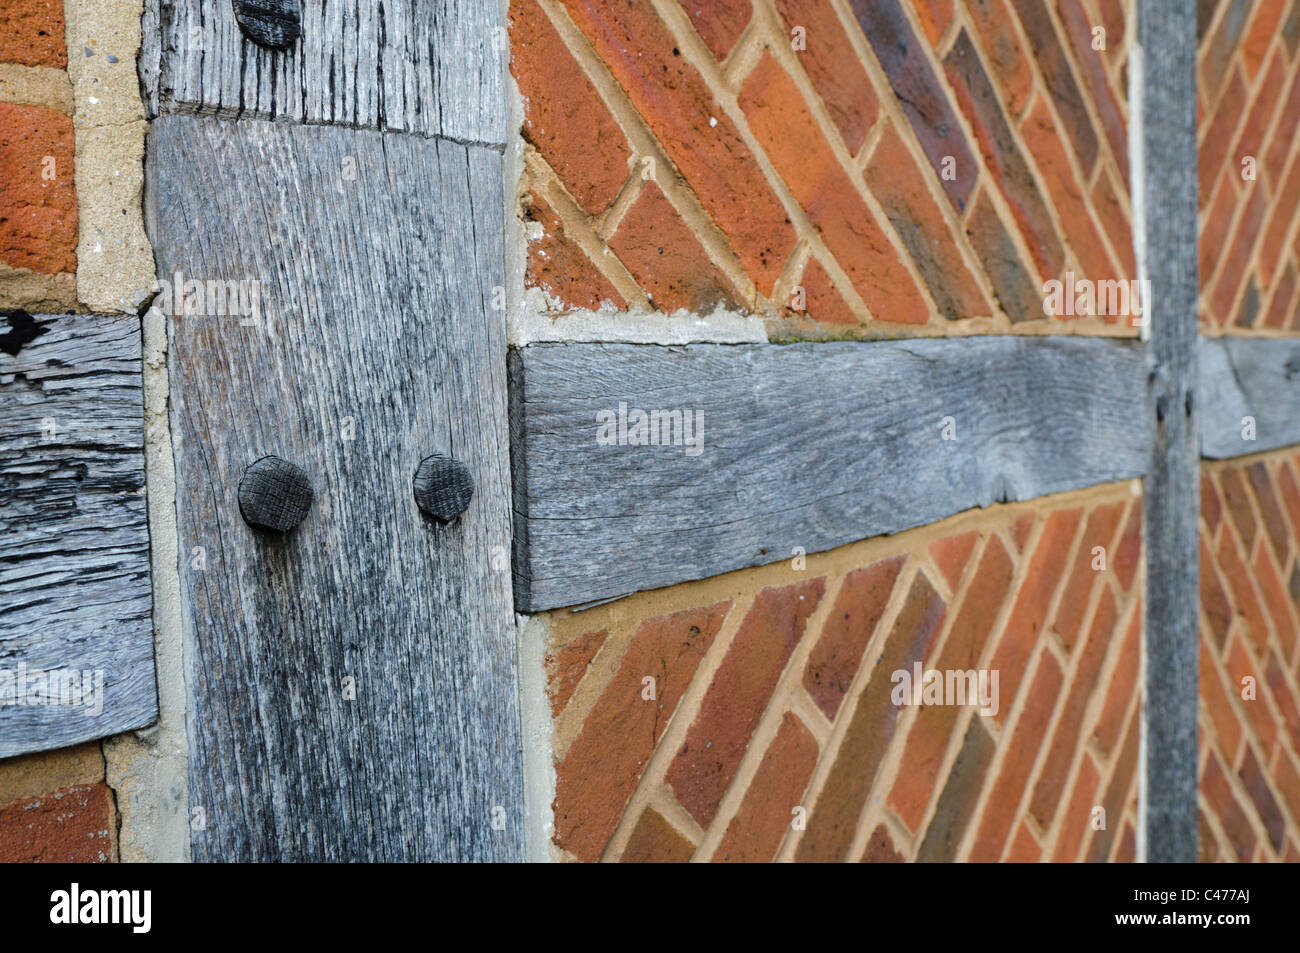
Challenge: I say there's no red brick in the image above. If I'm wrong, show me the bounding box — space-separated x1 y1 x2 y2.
796 573 946 861
1092 167 1136 276
667 580 824 827
0 783 113 862
1011 0 1100 173
1084 709 1138 861
1115 821 1136 862
1199 170 1239 283
888 537 1013 830
1264 64 1300 180
680 0 750 60
1203 470 1224 531
852 0 977 210
1021 97 1120 293
1218 466 1257 550
546 628 607 718
1271 747 1300 828
1029 587 1119 828
1198 807 1221 863
1093 606 1141 755
511 2 632 215
965 187 1044 322
1210 184 1267 326
774 0 878 154
864 122 992 322
1052 501 1124 652
1225 632 1277 754
1006 822 1041 862
1200 0 1251 108
1051 753 1101 861
619 808 696 862
803 556 904 719
915 715 997 862
946 30 1065 281
1263 264 1298 329
0 103 77 275
1264 651 1300 756
1241 0 1287 77
1230 45 1287 177
912 0 955 47
928 530 979 591
1216 529 1271 657
712 712 819 862
1275 461 1300 541
968 652 1063 860
1202 535 1234 650
1201 749 1257 862
1247 462 1291 566
739 53 929 324
1260 149 1300 287
1198 67 1247 207
1200 635 1243 762
963 0 1033 116
523 191 627 311
791 256 857 325
1113 503 1141 592
987 507 1083 725
563 0 796 293
1011 512 1036 550
860 822 905 862
553 601 731 862
1056 0 1130 182
1238 745 1286 853
609 181 740 313
1253 543 1297 660
0 0 66 69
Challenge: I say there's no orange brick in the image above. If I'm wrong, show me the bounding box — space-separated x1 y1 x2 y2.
1202 535 1234 650
1259 150 1300 289
792 256 858 325
1198 67 1247 208
1264 652 1300 756
912 0 954 46
964 0 1033 116
1051 753 1101 861
1264 64 1300 179
863 122 992 322
619 808 696 862
1202 749 1256 861
1263 264 1298 329
1115 821 1136 862
510 1 632 215
964 187 1043 321
1219 465 1258 550
712 712 819 862
987 507 1083 725
667 580 824 827
1270 747 1300 828
1056 0 1129 181
1113 503 1142 591
1275 461 1300 541
0 783 113 862
1225 632 1277 755
563 0 796 293
1216 529 1272 657
803 557 904 719
888 537 1013 830
0 103 77 275
928 530 979 592
1247 462 1291 566
1237 745 1286 853
968 651 1063 860
608 181 740 313
545 628 607 718
1241 0 1287 77
1093 607 1141 756
1006 821 1042 862
680 0 751 61
0 0 66 69
1084 709 1138 862
1053 501 1124 652
1209 184 1267 326
1199 171 1239 283
1203 470 1224 531
1201 635 1243 762
523 191 627 310
915 715 997 862
773 0 878 154
1230 45 1287 175
739 53 930 324
553 601 731 862
1252 544 1297 660
1092 167 1136 276
796 573 946 861
1029 587 1119 828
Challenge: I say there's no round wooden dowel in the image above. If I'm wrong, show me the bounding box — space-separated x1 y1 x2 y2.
238 455 314 532
413 454 474 522
233 0 302 50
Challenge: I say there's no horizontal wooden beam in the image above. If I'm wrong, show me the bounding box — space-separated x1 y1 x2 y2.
1200 336 1300 460
511 337 1150 611
0 312 156 757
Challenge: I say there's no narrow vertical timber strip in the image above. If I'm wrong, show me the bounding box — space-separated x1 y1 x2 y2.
1140 0 1200 862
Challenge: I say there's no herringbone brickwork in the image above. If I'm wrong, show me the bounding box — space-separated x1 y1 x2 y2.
1199 451 1300 861
545 482 1143 862
511 0 1138 336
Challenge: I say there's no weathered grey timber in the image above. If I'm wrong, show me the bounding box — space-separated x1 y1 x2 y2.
149 114 521 861
510 336 1150 612
1199 336 1300 459
1140 0 1200 863
144 0 506 145
0 312 156 758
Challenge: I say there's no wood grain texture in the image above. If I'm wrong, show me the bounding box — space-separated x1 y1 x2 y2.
149 0 505 145
0 312 156 758
1200 336 1300 459
511 337 1150 611
1140 0 1200 863
149 114 521 861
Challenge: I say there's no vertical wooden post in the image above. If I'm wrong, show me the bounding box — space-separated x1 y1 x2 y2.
1139 0 1199 862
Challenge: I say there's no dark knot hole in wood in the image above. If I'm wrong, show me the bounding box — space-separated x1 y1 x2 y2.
238 455 314 532
233 0 302 50
413 454 474 522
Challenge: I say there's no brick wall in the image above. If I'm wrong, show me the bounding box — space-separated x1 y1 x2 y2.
1199 451 1300 861
0 742 115 862
512 0 1137 337
543 483 1142 862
